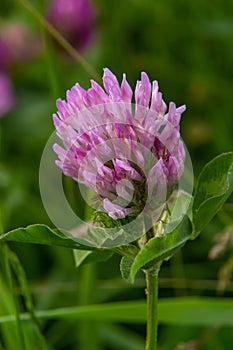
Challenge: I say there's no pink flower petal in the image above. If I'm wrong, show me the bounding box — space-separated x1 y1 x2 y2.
103 198 133 220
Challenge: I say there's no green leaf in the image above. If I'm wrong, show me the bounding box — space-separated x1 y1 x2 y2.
192 152 233 238
73 249 113 268
8 249 48 349
120 256 134 282
113 244 140 258
86 226 131 248
1 297 233 327
0 224 93 250
129 216 192 283
165 190 193 233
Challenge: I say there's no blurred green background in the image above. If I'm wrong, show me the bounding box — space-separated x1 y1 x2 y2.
0 0 233 349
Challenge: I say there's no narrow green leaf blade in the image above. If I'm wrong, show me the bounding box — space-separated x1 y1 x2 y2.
158 297 233 327
0 224 93 250
129 216 192 283
192 152 233 237
1 297 233 327
9 249 48 349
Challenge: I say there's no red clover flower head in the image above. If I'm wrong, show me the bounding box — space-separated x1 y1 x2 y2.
0 22 39 69
53 68 186 223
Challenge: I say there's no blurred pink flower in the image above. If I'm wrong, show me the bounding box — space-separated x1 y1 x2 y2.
0 72 14 117
46 0 96 51
0 37 11 71
0 22 40 69
53 69 186 220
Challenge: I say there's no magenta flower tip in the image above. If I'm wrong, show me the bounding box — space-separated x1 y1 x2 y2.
103 198 133 220
0 72 14 117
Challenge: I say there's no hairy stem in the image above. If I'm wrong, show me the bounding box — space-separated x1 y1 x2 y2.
145 265 160 350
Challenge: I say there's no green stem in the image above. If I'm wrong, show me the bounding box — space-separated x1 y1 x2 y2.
78 188 99 350
145 266 160 350
78 264 98 350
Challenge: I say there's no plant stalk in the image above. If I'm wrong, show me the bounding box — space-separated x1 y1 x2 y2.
145 265 160 350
